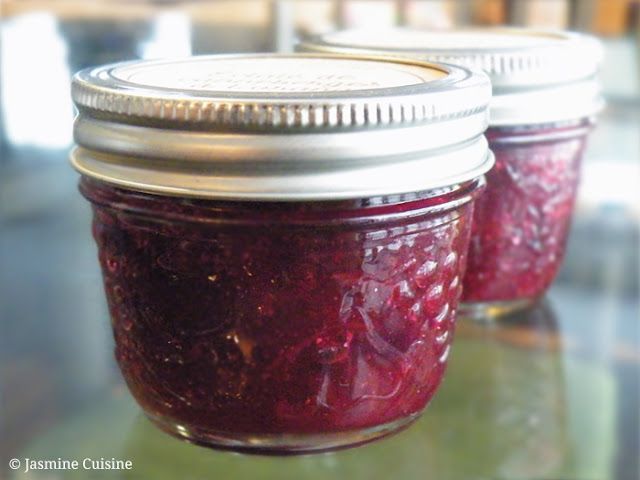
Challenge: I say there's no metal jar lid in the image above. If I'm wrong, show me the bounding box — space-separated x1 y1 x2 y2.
298 28 604 126
71 54 492 200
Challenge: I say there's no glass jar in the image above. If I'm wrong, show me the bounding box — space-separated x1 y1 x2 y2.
70 54 492 453
299 28 604 317
464 120 593 311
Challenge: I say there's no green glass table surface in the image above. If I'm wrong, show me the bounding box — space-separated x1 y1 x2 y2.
5 301 626 480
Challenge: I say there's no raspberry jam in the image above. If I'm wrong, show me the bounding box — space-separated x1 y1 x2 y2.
82 178 481 451
462 121 592 310
71 54 492 452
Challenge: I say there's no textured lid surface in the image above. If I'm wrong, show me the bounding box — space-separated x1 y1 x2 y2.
71 54 492 200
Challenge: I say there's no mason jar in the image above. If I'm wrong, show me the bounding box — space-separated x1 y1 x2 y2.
299 28 603 318
71 54 492 453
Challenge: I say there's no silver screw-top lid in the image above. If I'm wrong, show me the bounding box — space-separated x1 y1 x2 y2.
71 54 492 200
298 28 604 126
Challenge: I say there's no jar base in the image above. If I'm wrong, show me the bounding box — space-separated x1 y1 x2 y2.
145 411 421 455
458 298 537 321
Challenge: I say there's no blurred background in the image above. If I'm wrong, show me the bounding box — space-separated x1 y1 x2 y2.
1 1 639 479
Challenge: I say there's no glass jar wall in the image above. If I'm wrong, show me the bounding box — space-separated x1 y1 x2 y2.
81 177 483 452
462 120 593 314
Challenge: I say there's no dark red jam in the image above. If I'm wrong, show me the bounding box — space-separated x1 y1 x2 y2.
463 120 592 305
81 177 482 445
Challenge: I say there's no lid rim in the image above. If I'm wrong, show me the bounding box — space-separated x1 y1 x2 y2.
75 54 464 99
72 54 491 131
300 27 589 53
